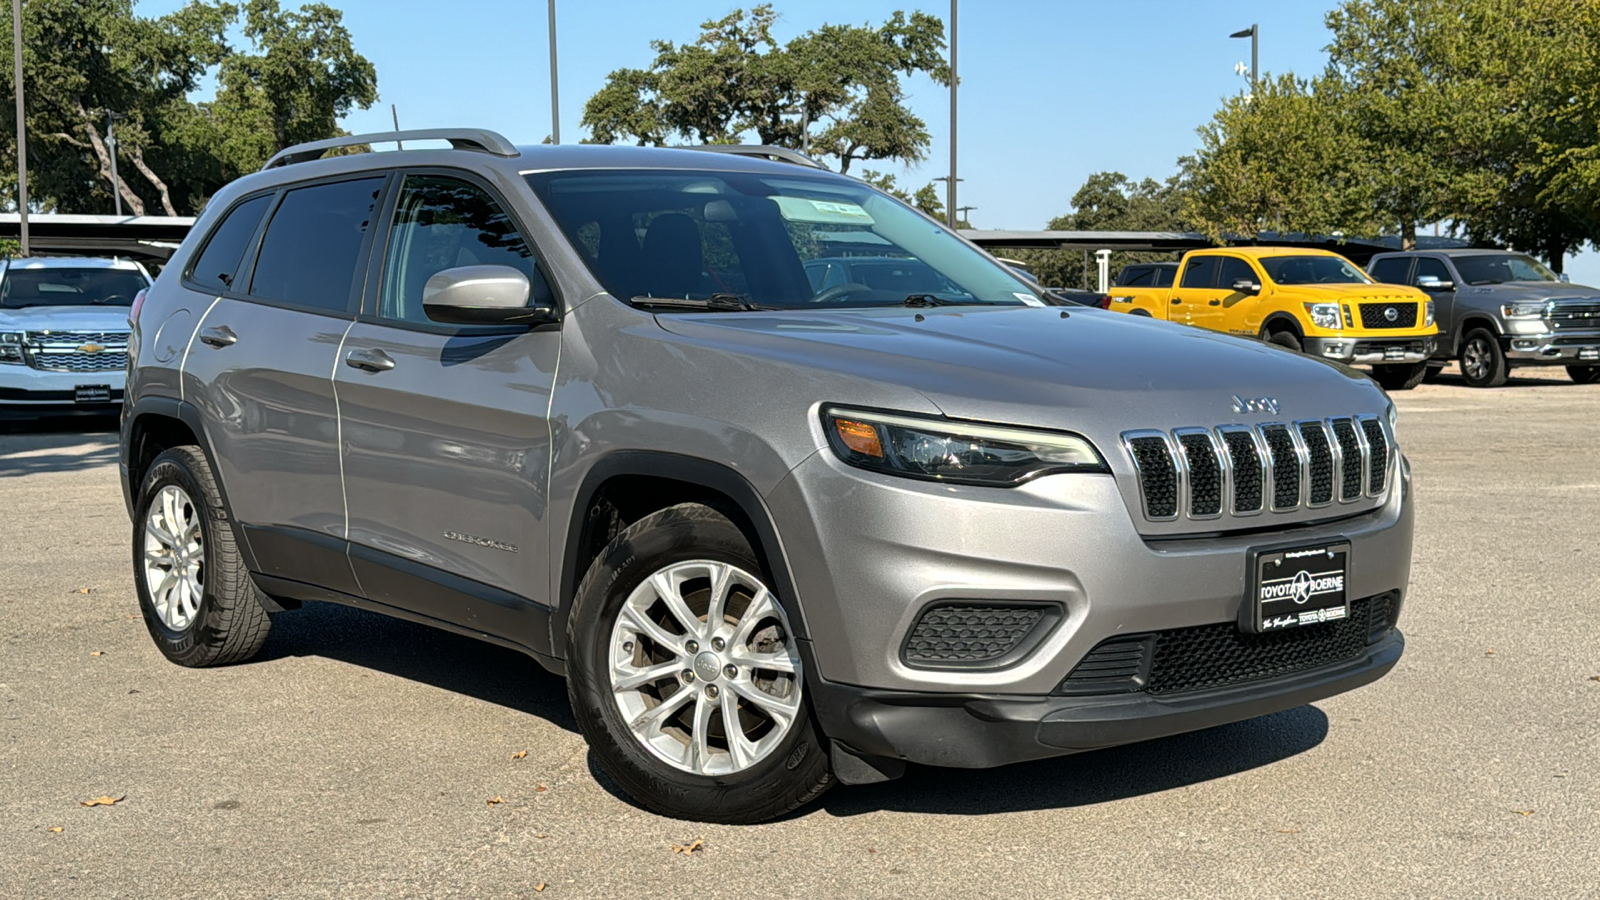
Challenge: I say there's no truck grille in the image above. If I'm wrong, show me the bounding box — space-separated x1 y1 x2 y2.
23 330 129 373
1547 299 1600 330
1123 415 1392 522
1358 302 1418 328
1057 593 1397 696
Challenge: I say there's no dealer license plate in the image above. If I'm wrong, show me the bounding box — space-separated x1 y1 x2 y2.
1383 345 1406 360
1579 348 1599 361
1243 542 1350 633
74 385 111 403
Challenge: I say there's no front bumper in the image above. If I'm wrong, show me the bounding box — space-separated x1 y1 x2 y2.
811 629 1402 769
1501 332 1600 363
1303 336 1435 364
0 366 126 418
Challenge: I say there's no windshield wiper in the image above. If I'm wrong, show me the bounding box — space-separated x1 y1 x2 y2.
628 293 762 312
901 293 963 308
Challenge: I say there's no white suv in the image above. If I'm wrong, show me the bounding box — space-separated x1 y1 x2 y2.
0 256 151 424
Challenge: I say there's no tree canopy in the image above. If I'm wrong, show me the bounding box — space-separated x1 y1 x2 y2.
1 0 377 217
581 5 949 176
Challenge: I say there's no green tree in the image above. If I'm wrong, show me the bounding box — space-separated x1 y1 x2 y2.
1008 172 1190 289
1181 73 1378 242
581 5 950 174
857 169 945 219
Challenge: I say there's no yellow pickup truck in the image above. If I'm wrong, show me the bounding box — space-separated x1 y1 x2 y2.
1107 247 1439 390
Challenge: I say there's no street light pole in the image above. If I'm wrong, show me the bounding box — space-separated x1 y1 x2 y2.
947 0 957 228
548 0 561 144
106 110 125 217
1230 24 1258 96
12 0 28 256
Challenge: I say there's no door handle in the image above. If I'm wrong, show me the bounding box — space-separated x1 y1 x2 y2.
1209 299 1221 306
1170 298 1181 305
344 348 396 373
198 325 237 348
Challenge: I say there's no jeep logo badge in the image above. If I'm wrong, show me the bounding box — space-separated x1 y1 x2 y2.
1383 307 1399 322
1231 395 1279 415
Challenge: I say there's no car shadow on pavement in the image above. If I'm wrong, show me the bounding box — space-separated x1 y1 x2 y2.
0 416 120 478
811 704 1329 818
253 600 578 733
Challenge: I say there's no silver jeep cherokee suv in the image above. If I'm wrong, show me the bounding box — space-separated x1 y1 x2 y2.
121 129 1412 823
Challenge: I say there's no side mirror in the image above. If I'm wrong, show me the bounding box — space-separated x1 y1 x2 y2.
422 265 558 326
1415 276 1455 292
1230 278 1261 294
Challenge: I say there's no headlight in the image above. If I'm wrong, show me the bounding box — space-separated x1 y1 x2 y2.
1305 303 1342 330
823 407 1107 486
1424 300 1436 327
0 332 21 343
1501 302 1546 318
1386 400 1399 446
0 332 22 364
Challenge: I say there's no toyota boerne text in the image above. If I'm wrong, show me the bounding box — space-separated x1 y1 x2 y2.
120 130 1412 823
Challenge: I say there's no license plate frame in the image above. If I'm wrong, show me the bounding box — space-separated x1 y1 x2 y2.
1241 541 1351 633
74 384 112 404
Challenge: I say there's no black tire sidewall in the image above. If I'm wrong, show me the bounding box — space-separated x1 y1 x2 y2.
1265 330 1303 353
132 451 226 663
566 505 830 821
1460 329 1507 387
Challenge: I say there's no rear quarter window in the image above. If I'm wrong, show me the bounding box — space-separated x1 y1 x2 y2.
187 194 272 294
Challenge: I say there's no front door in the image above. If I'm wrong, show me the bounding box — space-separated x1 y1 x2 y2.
1413 256 1457 351
333 172 561 656
1212 256 1263 335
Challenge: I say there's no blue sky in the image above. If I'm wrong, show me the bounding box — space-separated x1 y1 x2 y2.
136 0 1600 283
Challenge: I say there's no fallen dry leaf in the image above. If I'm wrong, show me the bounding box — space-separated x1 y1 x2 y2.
89 651 104 657
1484 648 1496 656
1589 675 1600 682
47 826 63 833
1278 828 1302 834
76 588 92 594
534 885 546 893
671 837 704 855
1513 809 1535 816
486 795 505 806
511 750 527 760
534 784 548 793
80 795 124 807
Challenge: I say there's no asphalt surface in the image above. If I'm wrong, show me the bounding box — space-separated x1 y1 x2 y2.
3 366 1598 899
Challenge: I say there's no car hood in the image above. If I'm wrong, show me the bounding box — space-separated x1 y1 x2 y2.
1463 281 1600 299
654 305 1388 433
0 305 133 332
1269 283 1424 302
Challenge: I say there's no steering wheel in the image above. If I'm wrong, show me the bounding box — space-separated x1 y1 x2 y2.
809 282 874 304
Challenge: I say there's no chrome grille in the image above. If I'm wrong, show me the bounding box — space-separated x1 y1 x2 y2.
1122 415 1392 523
1358 302 1418 328
1548 300 1600 330
22 330 129 373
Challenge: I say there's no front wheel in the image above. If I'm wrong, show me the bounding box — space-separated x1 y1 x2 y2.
1264 330 1303 353
1568 365 1600 384
1372 361 1429 391
565 503 833 823
1459 329 1509 387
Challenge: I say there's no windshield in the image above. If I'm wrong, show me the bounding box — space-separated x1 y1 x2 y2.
1257 255 1370 286
1451 253 1558 285
524 169 1043 309
1 267 149 308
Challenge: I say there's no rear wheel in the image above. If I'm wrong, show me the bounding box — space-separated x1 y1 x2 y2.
1459 328 1508 387
1567 365 1600 384
566 503 833 823
1372 362 1429 391
1423 364 1446 383
133 446 271 666
1264 330 1303 353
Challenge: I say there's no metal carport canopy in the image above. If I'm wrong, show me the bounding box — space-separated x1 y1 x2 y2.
0 213 196 263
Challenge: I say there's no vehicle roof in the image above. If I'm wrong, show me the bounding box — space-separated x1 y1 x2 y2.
1198 246 1346 259
1373 248 1524 258
1125 261 1179 268
4 256 145 270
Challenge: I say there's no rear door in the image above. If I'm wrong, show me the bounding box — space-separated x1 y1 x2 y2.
181 175 386 594
333 170 561 656
1170 255 1220 326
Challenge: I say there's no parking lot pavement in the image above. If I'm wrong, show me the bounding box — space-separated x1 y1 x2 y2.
2 373 1597 900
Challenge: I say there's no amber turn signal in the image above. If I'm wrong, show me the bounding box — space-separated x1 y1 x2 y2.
833 418 884 458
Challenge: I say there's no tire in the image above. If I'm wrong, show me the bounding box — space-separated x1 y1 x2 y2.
132 446 271 667
1130 309 1153 318
1371 362 1429 391
1459 328 1508 388
565 502 833 823
1264 330 1303 353
1568 365 1600 384
1423 364 1445 383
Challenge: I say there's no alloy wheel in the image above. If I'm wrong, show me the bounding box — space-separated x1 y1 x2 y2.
1463 337 1491 382
142 485 206 630
608 560 802 776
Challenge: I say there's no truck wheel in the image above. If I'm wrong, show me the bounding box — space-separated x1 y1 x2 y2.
1372 362 1429 391
1459 329 1508 387
1423 364 1445 383
133 446 272 667
566 503 833 823
1130 309 1153 318
1264 330 1302 353
1568 365 1600 384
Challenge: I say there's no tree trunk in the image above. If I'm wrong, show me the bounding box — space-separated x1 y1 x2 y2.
1545 232 1565 274
73 98 146 216
127 147 177 216
1400 221 1416 251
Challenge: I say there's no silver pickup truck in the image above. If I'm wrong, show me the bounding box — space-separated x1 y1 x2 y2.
1368 249 1600 387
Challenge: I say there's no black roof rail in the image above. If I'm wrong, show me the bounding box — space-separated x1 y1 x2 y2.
680 145 828 170
261 128 520 171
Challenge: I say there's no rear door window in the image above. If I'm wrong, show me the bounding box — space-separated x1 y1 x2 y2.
1119 266 1156 287
1368 257 1412 285
1180 256 1218 288
1155 266 1176 287
249 177 385 314
187 194 271 294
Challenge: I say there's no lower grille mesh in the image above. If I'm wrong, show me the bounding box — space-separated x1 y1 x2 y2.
903 604 1049 666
